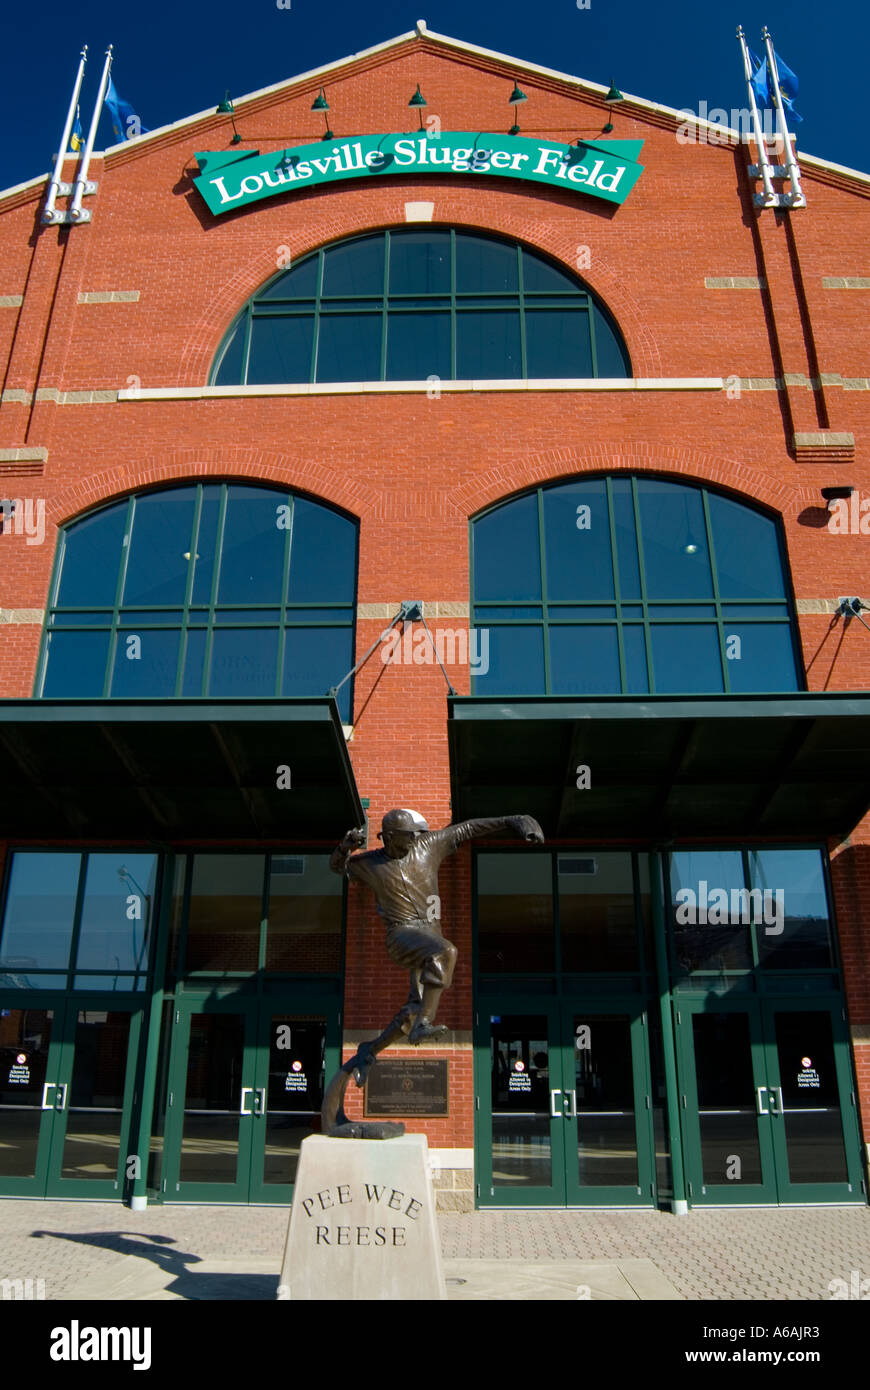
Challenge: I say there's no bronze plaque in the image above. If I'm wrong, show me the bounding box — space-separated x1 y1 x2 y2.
364 1058 449 1117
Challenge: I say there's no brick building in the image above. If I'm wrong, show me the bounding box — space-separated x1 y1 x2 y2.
0 22 869 1212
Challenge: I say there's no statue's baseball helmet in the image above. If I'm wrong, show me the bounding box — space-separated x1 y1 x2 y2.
378 807 429 838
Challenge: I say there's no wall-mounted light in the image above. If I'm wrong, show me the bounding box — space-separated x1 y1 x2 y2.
311 88 333 141
508 81 527 136
216 91 243 144
408 84 427 130
602 79 624 134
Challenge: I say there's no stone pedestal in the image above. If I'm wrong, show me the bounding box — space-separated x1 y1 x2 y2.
277 1133 446 1300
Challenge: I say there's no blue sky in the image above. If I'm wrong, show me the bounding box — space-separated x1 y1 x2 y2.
4 0 867 191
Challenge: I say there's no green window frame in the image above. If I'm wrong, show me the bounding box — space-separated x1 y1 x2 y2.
36 483 358 721
469 474 804 696
211 228 631 385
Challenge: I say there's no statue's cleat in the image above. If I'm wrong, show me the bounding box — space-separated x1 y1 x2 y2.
407 1018 448 1045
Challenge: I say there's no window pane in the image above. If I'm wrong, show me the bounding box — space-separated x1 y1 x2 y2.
623 625 649 694
560 852 639 970
474 625 545 694
287 499 356 604
749 849 833 969
55 504 127 607
724 623 799 693
213 314 247 384
474 494 541 600
521 250 579 293
455 235 518 292
670 850 752 972
638 482 713 600
182 629 206 695
217 487 286 605
110 629 181 696
456 310 521 378
709 494 787 600
209 628 279 696
388 231 450 294
266 855 342 972
41 630 110 696
247 316 314 383
592 305 630 376
385 311 450 380
191 487 221 607
76 853 158 971
612 479 641 599
185 855 265 971
549 626 621 694
650 624 723 693
259 256 319 299
315 313 382 381
282 627 353 719
0 852 80 971
477 853 554 971
322 235 384 296
543 480 614 599
526 309 593 378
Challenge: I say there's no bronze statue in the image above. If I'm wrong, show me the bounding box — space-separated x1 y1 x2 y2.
321 808 545 1137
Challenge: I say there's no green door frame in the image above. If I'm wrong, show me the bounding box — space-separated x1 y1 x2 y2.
475 997 657 1207
162 990 340 1204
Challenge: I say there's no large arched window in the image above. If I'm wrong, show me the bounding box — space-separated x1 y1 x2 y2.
38 484 357 720
470 476 802 696
211 229 630 385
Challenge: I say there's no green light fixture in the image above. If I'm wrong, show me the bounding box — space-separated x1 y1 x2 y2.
217 90 242 144
602 79 624 133
409 83 427 129
311 88 333 140
508 80 527 135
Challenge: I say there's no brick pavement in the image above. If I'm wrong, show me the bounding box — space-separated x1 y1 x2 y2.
1 1199 868 1301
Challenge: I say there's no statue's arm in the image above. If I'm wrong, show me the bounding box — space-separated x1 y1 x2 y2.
330 826 367 876
438 814 545 855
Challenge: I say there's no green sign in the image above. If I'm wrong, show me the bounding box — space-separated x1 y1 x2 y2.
193 131 644 216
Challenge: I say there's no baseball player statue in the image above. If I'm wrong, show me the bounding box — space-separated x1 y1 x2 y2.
321 807 545 1137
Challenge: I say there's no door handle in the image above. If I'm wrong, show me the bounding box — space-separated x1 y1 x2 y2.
550 1088 562 1117
756 1086 770 1115
55 1084 67 1111
770 1086 784 1115
240 1086 254 1115
41 1082 56 1110
565 1090 577 1118
256 1087 266 1116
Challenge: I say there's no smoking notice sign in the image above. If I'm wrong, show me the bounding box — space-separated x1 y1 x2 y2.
364 1058 449 1117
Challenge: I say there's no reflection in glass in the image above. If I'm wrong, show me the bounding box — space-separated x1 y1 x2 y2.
0 853 80 972
76 854 158 973
543 481 613 600
478 854 554 972
572 1014 638 1186
0 1007 53 1178
491 1017 552 1187
185 856 265 972
123 491 195 607
560 853 639 971
262 1017 325 1185
61 1011 132 1181
750 850 833 969
692 1013 762 1183
266 857 342 972
179 1014 245 1184
773 1011 847 1183
670 851 751 972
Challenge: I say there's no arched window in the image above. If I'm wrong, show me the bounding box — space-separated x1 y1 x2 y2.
470 475 802 696
211 229 630 384
38 483 357 720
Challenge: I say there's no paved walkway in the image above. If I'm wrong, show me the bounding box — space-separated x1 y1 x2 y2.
1 1200 868 1300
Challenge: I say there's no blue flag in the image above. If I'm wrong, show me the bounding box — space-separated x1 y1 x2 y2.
104 75 150 142
748 47 802 123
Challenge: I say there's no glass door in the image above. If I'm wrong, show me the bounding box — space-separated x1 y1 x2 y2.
0 998 61 1196
562 1006 656 1206
248 1009 334 1204
478 1005 566 1206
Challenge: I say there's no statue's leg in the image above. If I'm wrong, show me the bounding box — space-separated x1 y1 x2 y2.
407 938 458 1044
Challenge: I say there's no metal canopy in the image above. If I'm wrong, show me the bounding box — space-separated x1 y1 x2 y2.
448 693 870 839
0 699 364 841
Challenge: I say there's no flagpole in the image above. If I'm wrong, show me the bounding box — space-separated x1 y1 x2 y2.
43 46 88 225
762 26 806 207
69 44 113 223
736 26 776 208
